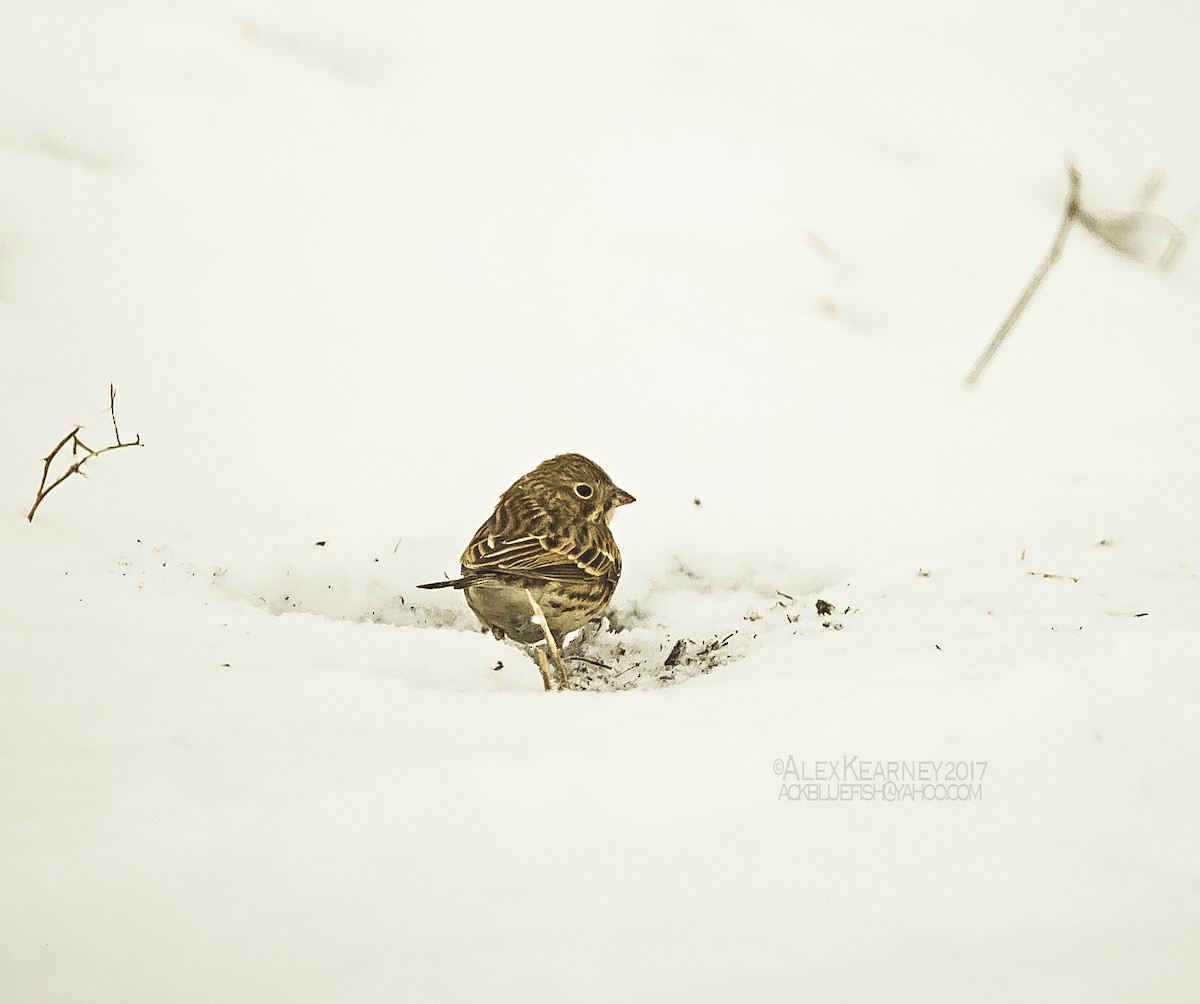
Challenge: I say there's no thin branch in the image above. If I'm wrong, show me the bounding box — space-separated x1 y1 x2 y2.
966 162 1187 387
27 387 143 522
1076 206 1186 271
109 383 120 443
564 655 614 670
30 426 83 519
965 163 1082 388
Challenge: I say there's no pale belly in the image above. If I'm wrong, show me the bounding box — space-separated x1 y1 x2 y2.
464 581 593 645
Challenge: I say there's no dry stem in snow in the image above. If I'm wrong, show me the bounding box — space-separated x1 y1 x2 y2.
965 162 1186 387
27 384 143 522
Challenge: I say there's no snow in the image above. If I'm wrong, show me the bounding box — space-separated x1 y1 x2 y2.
2 0 1199 1000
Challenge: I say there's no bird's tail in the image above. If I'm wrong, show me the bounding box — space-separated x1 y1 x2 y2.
416 577 472 590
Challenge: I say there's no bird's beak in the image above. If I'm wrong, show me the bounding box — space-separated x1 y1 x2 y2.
613 488 636 507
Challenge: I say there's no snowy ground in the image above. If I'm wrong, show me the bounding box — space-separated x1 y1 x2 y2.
3 0 1199 1000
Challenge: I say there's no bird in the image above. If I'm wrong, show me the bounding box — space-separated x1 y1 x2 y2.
417 453 635 689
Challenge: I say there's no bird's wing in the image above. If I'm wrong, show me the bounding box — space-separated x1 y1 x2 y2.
461 519 620 585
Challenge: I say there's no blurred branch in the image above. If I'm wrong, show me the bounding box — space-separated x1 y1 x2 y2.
1076 204 1186 272
965 162 1186 388
27 384 143 522
964 164 1082 388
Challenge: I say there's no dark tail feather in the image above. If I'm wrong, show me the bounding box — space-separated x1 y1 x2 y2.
416 577 471 590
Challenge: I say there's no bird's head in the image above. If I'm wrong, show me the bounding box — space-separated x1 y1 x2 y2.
522 453 635 524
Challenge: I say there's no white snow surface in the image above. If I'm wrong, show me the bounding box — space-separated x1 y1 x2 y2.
3 0 1199 1000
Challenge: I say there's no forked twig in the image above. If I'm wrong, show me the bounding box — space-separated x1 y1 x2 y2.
965 162 1186 387
27 385 143 522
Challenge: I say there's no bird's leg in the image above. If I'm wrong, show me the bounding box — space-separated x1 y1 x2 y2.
533 646 553 691
525 589 568 691
552 633 570 690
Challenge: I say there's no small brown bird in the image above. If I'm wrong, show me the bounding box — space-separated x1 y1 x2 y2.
418 453 634 689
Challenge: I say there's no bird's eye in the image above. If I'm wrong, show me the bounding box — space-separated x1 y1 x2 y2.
573 483 594 499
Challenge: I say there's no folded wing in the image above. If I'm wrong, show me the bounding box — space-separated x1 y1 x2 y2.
461 514 620 587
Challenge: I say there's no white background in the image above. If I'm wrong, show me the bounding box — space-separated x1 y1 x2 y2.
2 1 1198 1000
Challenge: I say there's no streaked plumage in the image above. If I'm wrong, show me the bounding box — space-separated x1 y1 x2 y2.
417 454 634 667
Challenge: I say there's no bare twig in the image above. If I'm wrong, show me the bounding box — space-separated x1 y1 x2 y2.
109 383 121 442
965 162 1186 387
27 387 143 522
965 164 1083 387
611 662 643 683
564 654 614 670
1135 173 1163 211
1076 206 1185 271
